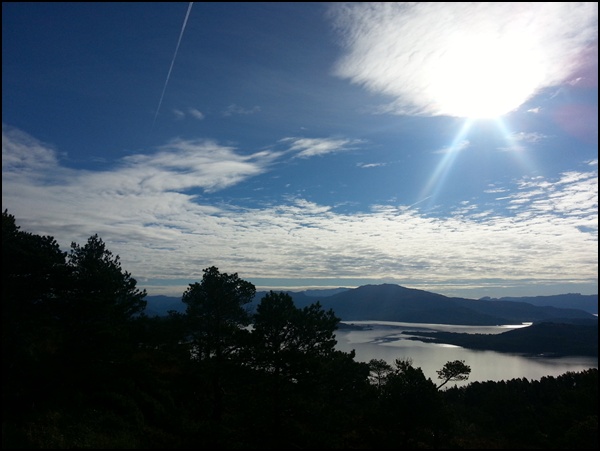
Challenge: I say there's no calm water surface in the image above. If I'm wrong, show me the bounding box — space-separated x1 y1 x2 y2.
335 321 598 388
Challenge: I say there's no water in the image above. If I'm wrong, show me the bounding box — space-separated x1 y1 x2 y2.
335 321 598 388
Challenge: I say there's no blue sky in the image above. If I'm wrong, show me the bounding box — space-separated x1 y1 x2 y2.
2 2 598 299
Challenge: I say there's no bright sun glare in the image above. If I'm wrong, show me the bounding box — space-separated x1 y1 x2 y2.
432 32 543 119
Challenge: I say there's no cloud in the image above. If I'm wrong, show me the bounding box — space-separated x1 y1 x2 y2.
497 131 549 152
173 109 186 120
2 126 280 209
2 126 597 297
2 125 61 171
357 162 386 168
282 137 362 158
511 132 548 143
117 138 280 194
222 104 261 117
328 2 598 117
188 108 205 120
172 107 205 120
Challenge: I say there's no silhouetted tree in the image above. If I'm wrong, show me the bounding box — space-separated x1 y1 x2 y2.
368 358 393 392
2 214 158 448
2 210 68 416
441 368 598 448
58 234 147 387
251 292 340 380
436 359 471 389
183 266 255 362
182 266 255 425
250 291 297 378
66 234 147 317
248 291 370 448
373 357 444 448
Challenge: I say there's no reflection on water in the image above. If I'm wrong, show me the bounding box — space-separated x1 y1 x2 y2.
335 321 598 388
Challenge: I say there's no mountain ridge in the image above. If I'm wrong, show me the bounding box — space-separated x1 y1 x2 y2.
144 284 597 358
299 284 596 325
480 293 597 314
144 283 598 323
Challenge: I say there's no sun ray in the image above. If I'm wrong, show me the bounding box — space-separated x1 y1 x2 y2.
417 119 474 211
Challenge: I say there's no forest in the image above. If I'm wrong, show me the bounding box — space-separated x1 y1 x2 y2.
2 210 597 449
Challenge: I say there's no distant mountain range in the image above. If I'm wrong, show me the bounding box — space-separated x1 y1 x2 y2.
144 285 597 358
144 284 598 325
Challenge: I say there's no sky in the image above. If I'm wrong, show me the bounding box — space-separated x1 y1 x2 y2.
2 2 598 300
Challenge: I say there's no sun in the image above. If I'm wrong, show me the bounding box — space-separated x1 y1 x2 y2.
430 31 544 119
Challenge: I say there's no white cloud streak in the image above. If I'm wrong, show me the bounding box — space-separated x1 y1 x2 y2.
282 137 362 158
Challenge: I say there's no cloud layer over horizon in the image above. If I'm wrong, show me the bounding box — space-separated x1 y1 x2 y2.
3 124 597 297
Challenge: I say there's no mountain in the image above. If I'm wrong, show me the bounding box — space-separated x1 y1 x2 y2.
297 284 597 325
143 295 186 316
143 288 349 317
145 284 597 326
303 287 350 297
404 321 598 357
480 293 598 315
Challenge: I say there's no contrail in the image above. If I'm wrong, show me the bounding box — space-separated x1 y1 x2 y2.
153 2 194 125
